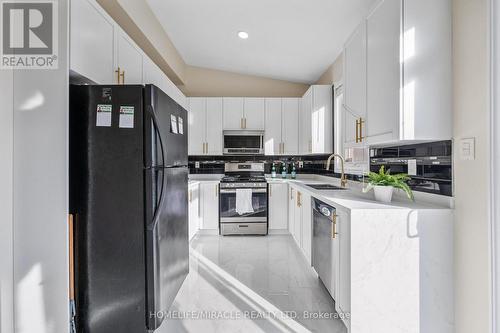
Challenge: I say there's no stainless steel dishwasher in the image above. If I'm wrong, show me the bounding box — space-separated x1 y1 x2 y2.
312 198 336 296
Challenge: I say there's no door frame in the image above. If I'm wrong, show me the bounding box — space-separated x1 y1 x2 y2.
491 0 499 331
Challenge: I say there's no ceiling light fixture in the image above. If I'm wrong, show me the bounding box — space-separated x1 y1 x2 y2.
237 31 249 39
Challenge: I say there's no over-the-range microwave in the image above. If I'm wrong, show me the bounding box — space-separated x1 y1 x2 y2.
223 130 264 155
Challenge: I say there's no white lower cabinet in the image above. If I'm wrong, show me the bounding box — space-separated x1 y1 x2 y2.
300 192 312 264
188 183 200 240
286 185 312 265
199 182 220 230
268 183 288 230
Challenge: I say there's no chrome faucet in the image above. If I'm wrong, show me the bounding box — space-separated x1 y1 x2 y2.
326 154 347 188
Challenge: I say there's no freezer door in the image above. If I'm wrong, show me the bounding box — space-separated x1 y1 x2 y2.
144 85 188 168
145 166 189 330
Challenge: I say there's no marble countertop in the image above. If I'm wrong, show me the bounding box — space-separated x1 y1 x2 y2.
267 175 452 211
189 174 223 183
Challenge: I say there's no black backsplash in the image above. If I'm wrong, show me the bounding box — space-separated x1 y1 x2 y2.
188 154 363 182
189 141 453 197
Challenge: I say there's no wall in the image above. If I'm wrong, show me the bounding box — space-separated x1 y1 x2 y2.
181 66 308 97
8 1 70 333
453 0 491 332
0 68 14 333
315 53 344 85
96 0 308 97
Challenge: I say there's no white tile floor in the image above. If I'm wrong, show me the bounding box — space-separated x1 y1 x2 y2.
160 235 347 333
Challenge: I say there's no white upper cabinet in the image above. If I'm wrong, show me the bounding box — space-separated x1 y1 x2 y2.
264 98 282 155
264 98 299 155
187 98 206 155
188 98 223 155
116 29 143 84
282 98 300 155
244 98 265 130
300 85 333 155
70 0 115 84
355 0 452 145
223 98 244 129
205 98 224 155
300 88 313 154
366 0 400 143
344 21 367 120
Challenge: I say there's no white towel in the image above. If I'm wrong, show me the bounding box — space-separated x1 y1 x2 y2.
235 189 254 215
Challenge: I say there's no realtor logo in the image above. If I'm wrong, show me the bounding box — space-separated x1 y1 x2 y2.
1 1 58 69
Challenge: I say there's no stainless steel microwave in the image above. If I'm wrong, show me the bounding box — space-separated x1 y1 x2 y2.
223 130 264 155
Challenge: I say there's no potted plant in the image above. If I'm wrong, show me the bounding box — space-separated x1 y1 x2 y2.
363 166 414 203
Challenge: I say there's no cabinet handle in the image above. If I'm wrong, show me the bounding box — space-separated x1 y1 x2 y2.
115 67 121 84
332 213 338 239
120 70 125 84
244 118 247 129
356 119 360 143
206 142 208 154
269 184 272 197
202 143 205 154
241 118 244 129
189 189 192 202
296 192 301 207
215 184 219 197
359 118 365 142
290 188 294 200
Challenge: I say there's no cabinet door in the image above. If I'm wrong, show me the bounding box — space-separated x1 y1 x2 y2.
70 0 115 84
282 98 299 155
188 98 206 155
300 193 312 264
336 208 351 316
223 98 244 129
116 31 143 84
343 108 360 146
293 191 302 246
300 88 313 154
188 184 200 240
206 98 223 155
344 21 367 118
288 187 295 235
268 183 288 230
366 0 401 142
312 86 333 154
264 98 282 155
244 98 265 130
200 183 219 230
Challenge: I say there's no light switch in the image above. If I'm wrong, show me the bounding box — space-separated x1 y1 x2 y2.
460 138 475 160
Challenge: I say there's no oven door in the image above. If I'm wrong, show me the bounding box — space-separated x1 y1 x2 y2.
219 188 268 223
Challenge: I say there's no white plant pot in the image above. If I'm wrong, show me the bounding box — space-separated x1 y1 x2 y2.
373 186 394 203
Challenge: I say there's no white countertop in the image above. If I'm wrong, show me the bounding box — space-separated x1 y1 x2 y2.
266 175 453 211
189 174 223 183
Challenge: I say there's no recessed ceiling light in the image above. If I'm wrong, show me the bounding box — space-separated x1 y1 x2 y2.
238 31 249 39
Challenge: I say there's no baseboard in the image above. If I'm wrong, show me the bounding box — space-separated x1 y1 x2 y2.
196 229 219 235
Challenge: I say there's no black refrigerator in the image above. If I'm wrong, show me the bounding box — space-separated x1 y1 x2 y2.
70 84 189 333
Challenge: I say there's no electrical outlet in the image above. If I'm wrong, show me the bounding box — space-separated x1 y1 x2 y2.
460 138 475 160
298 161 304 168
195 161 200 168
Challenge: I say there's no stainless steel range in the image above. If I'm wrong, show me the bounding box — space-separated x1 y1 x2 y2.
219 162 268 235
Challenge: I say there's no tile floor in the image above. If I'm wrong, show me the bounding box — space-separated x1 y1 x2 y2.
160 235 347 333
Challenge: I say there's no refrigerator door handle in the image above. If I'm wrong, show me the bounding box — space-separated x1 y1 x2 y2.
147 106 166 231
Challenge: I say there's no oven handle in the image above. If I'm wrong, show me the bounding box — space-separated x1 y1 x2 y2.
219 188 267 194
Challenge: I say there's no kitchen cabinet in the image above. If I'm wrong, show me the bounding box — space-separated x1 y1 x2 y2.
116 28 143 84
199 182 220 230
268 183 288 230
293 190 302 246
187 98 223 155
361 0 452 145
244 98 265 130
264 98 299 155
188 183 201 240
223 98 244 129
300 85 333 155
70 0 115 84
282 98 300 154
300 192 312 264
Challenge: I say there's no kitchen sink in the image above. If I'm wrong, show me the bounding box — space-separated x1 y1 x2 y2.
305 184 347 191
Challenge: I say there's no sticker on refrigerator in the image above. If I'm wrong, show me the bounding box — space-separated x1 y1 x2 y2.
177 116 184 134
170 114 178 134
119 106 135 128
96 104 112 127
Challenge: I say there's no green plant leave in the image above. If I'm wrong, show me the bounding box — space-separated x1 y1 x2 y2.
364 166 414 201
